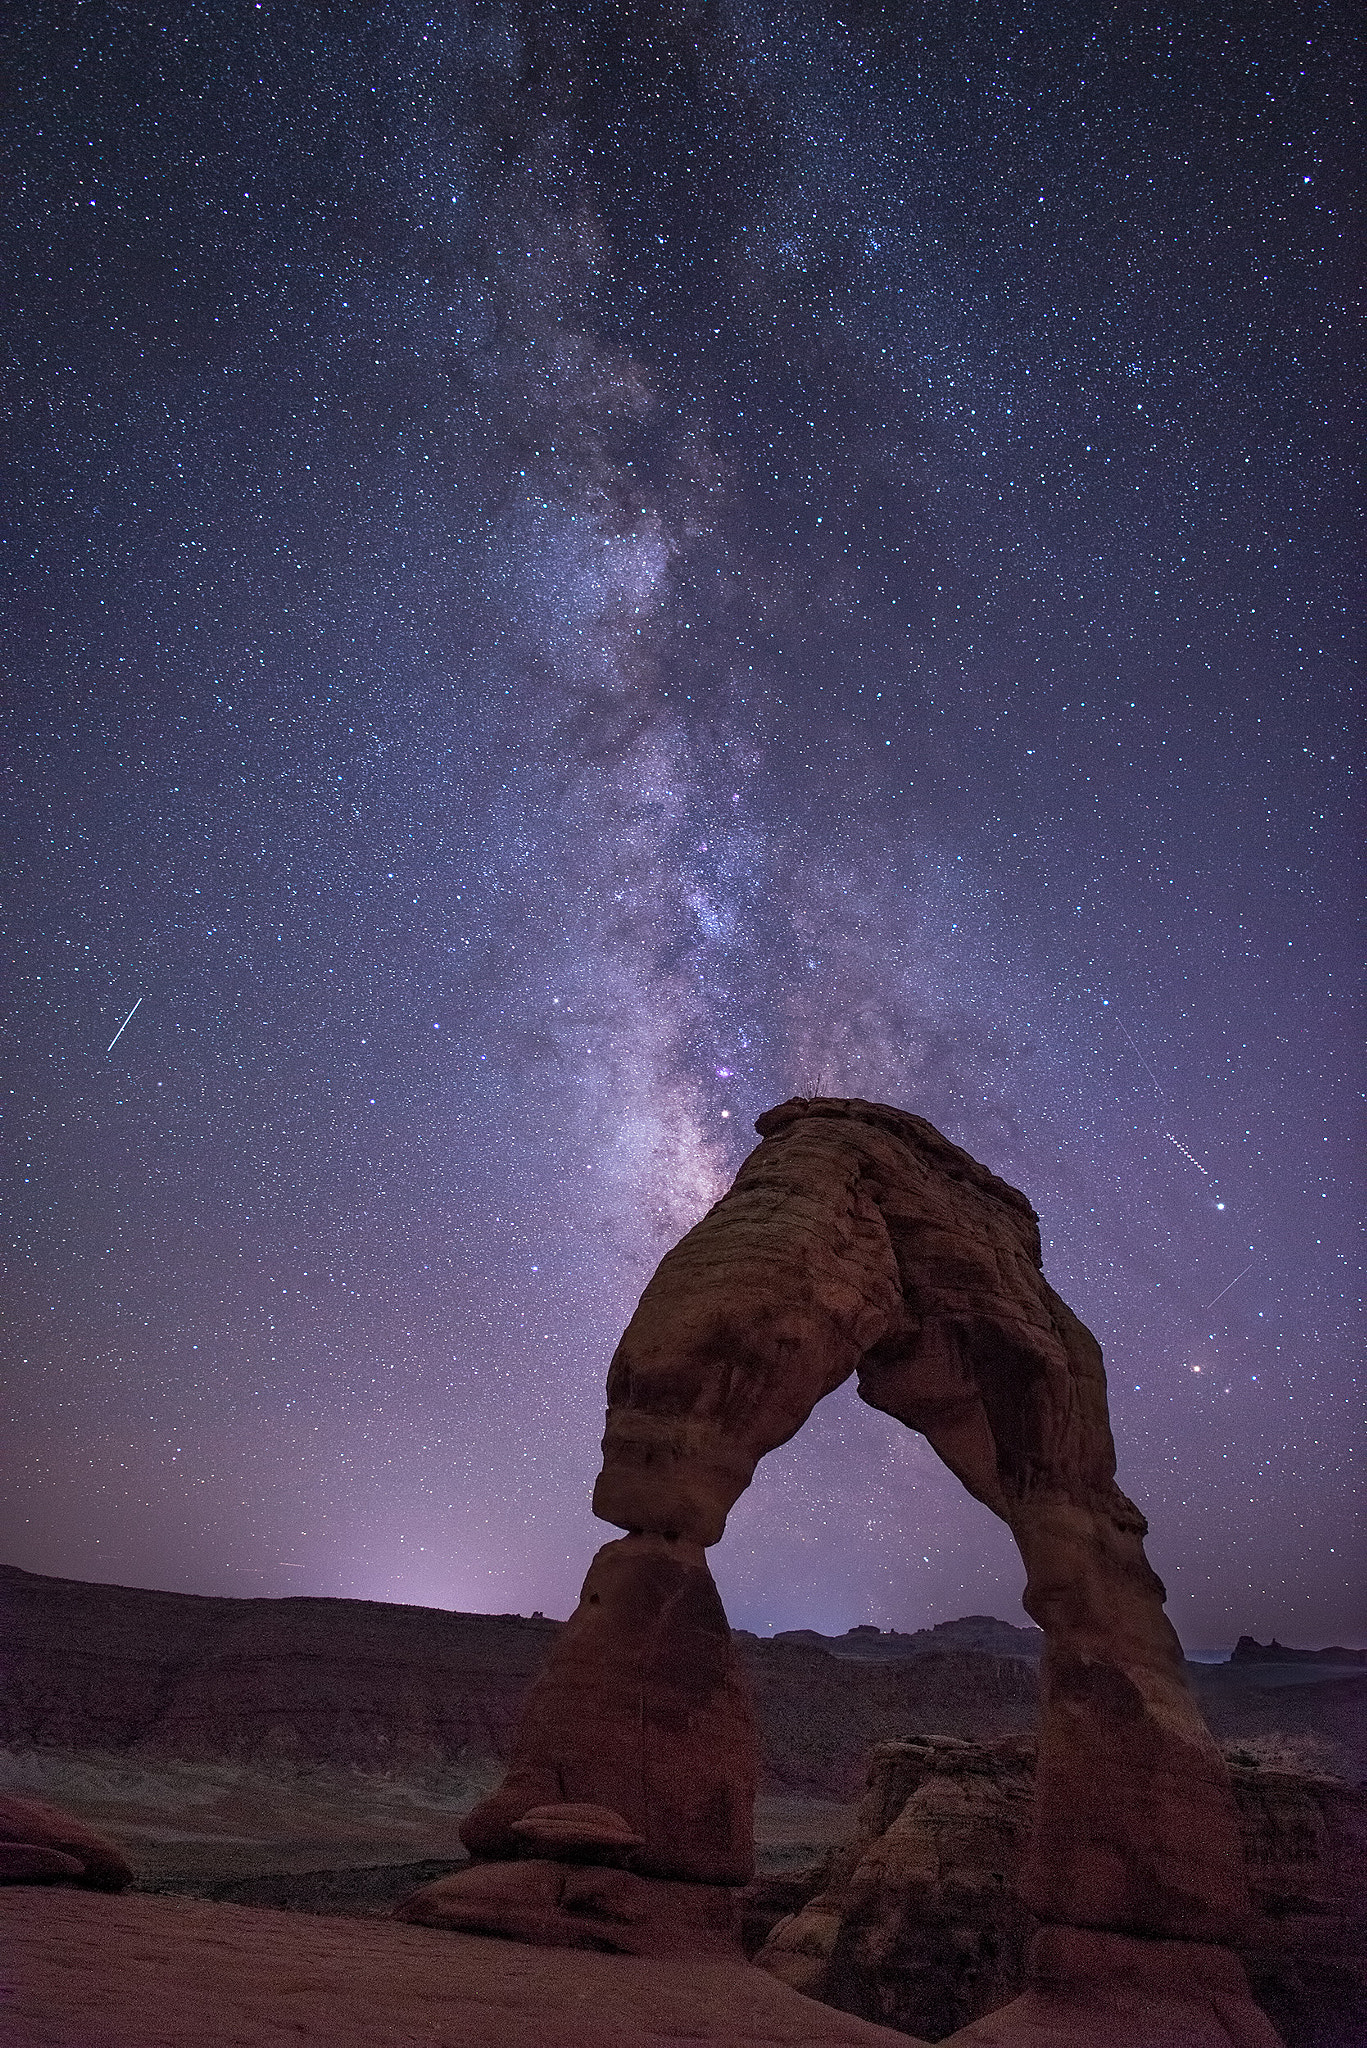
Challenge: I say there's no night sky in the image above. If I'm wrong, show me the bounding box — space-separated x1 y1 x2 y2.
6 3 1361 1656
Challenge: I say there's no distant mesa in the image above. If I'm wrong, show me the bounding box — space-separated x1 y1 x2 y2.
4 1557 1356 1795
760 1614 1045 1663
1232 1634 1367 1668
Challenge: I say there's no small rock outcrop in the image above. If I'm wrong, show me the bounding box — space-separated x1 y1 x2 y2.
0 1791 132 1890
440 1098 1278 2041
758 1737 1037 2037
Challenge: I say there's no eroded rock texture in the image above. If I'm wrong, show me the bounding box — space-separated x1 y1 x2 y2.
458 1098 1265 2033
757 1736 1038 2036
460 1532 754 1885
757 1738 1363 2047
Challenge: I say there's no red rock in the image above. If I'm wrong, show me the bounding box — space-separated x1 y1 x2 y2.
470 1096 1259 2036
0 1842 85 1881
591 1099 1250 1942
511 1803 645 1859
5 1558 1359 1799
0 1560 559 1770
461 1532 755 1885
394 1858 741 1957
950 1926 1281 2047
396 1858 573 1946
0 1791 132 1890
758 1735 1037 2033
757 1735 1365 2041
1230 1761 1367 2048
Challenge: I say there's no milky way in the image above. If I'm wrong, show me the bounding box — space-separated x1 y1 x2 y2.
5 4 1361 1652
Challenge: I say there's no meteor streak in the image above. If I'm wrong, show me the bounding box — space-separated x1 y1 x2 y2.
1206 1262 1254 1309
1164 1132 1208 1176
1118 1020 1164 1097
106 996 143 1052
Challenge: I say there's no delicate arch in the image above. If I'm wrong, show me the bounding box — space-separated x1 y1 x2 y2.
459 1098 1249 1945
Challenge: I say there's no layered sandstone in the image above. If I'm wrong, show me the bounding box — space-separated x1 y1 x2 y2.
458 1533 755 1885
0 1561 556 1770
755 1736 1365 2048
4 1562 1357 1799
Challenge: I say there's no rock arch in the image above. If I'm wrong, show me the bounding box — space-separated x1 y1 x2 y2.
410 1100 1270 2033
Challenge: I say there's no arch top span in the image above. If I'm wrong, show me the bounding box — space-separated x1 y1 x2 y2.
593 1094 1113 1547
754 1093 1044 1239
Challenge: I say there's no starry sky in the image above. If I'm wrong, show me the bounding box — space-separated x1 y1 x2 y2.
5 3 1361 1656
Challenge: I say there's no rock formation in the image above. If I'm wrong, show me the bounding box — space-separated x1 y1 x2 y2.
755 1736 1366 2047
757 1736 1038 2037
397 1097 1281 2038
458 1531 755 1886
758 1736 1037 2039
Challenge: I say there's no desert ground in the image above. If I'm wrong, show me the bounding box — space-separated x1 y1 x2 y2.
0 1743 855 1896
0 1888 914 2048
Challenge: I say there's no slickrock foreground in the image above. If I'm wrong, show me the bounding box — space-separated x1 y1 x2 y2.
0 1888 914 2048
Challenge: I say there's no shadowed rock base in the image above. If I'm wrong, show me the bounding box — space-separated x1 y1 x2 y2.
394 1858 741 1957
755 1734 1360 2043
943 1928 1282 2047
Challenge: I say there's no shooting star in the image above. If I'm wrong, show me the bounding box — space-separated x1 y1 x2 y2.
1118 1020 1164 1098
1164 1132 1208 1176
1206 1262 1254 1309
106 996 143 1053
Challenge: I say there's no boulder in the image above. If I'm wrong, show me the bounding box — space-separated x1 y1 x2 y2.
0 1790 133 1890
510 1802 646 1860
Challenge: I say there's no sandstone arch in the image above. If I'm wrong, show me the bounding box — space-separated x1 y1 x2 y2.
406 1100 1272 2036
